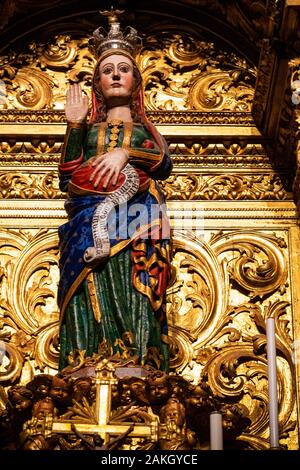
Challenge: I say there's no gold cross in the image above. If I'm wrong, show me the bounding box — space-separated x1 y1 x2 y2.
51 359 158 445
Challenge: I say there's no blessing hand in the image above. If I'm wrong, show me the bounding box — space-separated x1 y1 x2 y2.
65 83 89 123
89 148 129 189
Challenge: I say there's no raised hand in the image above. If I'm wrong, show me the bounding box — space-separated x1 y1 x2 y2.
65 83 89 123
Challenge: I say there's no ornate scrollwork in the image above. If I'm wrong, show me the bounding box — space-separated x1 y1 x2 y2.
166 230 295 447
160 174 290 201
0 4 297 450
0 109 66 122
0 34 95 111
1 31 255 112
188 69 254 112
0 138 273 172
0 225 296 447
0 170 290 201
0 139 271 169
169 142 271 167
0 229 60 382
137 33 255 112
0 172 62 199
34 322 60 371
0 139 61 167
0 109 255 125
8 67 54 109
212 231 288 297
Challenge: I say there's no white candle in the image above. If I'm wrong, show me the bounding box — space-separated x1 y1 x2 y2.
266 317 279 448
210 411 223 450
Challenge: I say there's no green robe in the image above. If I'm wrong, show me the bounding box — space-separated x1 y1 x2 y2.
58 120 172 371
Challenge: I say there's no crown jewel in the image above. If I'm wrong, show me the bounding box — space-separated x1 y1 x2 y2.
89 8 142 59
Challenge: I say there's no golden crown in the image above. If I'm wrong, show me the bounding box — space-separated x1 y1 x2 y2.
89 8 142 59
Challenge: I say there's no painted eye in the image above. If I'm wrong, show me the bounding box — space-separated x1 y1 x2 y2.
119 65 130 73
102 67 113 75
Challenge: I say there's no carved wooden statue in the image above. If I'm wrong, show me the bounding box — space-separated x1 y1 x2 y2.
58 9 172 372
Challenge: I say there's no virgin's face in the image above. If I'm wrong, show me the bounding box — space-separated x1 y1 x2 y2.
99 55 134 102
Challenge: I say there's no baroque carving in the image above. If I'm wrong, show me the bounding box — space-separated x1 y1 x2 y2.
0 110 66 123
0 32 256 112
137 32 255 112
0 2 297 450
161 173 291 201
166 230 295 448
0 171 291 201
0 359 251 450
169 143 271 168
0 109 255 125
0 172 62 199
0 228 296 448
0 139 270 168
0 140 61 155
0 229 60 384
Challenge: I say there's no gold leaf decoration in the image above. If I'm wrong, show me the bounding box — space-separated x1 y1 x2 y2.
188 70 254 112
160 174 290 201
0 171 290 201
40 35 78 69
0 172 62 199
212 231 288 298
34 321 59 371
136 33 256 111
0 332 24 384
0 229 60 381
1 32 255 112
0 225 296 446
168 232 227 343
1 35 95 110
167 230 295 446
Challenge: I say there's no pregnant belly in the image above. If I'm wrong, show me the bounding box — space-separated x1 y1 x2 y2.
69 157 149 195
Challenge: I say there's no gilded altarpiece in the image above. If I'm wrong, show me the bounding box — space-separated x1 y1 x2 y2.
0 19 299 449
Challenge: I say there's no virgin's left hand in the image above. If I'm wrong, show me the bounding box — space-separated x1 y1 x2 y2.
89 148 129 189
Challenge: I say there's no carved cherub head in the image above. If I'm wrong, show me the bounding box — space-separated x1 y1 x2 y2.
27 374 52 400
160 397 186 428
22 434 53 450
7 386 33 414
32 397 56 420
49 376 71 405
146 371 170 405
221 403 251 438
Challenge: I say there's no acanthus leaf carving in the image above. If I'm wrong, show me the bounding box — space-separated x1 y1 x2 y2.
1 31 256 112
0 172 62 199
160 174 290 201
211 231 288 298
0 229 60 382
166 230 295 447
137 33 256 112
